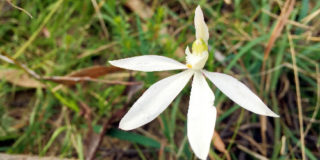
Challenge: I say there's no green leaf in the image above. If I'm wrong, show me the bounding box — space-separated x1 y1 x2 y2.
225 35 268 72
106 128 161 148
41 126 67 155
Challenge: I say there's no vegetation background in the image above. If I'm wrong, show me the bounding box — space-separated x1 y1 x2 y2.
0 0 319 159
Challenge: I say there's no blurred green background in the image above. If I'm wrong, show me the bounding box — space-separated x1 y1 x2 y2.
0 0 319 159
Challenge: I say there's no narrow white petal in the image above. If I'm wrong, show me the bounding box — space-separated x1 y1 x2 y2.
194 6 209 43
119 70 194 130
188 72 216 160
203 70 279 117
109 55 187 72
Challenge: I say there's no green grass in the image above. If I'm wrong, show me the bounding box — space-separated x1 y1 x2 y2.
0 0 319 159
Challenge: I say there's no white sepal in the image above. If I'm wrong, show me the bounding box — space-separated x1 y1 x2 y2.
119 70 194 130
185 46 191 56
203 70 279 117
194 6 209 43
109 55 187 72
188 72 216 160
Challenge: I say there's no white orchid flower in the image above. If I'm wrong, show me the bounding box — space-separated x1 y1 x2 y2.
109 6 279 160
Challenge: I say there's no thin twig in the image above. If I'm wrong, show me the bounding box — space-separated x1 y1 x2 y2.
0 153 74 160
0 52 138 86
259 1 295 154
223 109 244 159
78 42 117 59
288 31 306 160
262 9 312 30
43 76 141 86
1 51 41 79
6 0 33 18
90 0 109 39
302 60 320 136
301 8 320 24
237 144 268 160
237 132 265 154
13 0 64 58
288 54 320 156
263 0 296 60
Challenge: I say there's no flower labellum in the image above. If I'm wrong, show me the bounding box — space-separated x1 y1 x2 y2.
109 5 279 160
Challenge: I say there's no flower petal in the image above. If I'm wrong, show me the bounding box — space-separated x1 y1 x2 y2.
203 70 279 117
119 70 194 130
194 6 209 43
188 72 216 160
109 55 187 72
